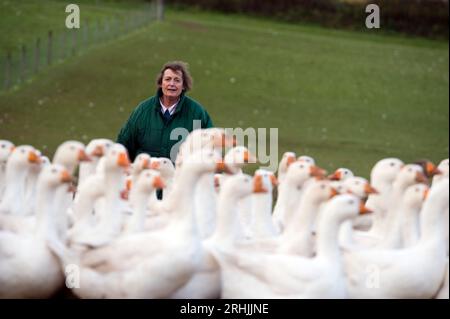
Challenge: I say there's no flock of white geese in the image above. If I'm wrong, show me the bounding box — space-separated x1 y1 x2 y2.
0 128 448 299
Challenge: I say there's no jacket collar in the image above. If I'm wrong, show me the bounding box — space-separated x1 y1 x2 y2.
156 88 186 115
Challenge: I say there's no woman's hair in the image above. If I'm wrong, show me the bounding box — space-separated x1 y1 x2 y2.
156 61 193 91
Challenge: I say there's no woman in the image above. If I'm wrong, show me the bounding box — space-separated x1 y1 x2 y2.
117 61 213 162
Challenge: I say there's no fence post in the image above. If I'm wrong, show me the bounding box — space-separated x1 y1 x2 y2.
157 0 164 21
20 45 27 83
4 51 11 89
35 38 40 74
47 30 53 65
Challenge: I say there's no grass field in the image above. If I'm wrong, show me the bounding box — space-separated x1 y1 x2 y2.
0 4 448 178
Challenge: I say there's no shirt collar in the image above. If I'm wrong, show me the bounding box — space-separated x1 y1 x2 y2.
159 98 178 115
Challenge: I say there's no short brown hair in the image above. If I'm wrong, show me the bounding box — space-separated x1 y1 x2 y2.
156 61 193 91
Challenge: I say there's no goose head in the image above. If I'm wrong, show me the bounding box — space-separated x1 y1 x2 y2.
303 179 338 205
38 164 73 189
7 145 41 171
182 150 228 175
413 159 442 179
224 146 257 173
437 159 449 178
285 161 326 188
323 194 372 223
255 169 278 190
328 168 354 181
132 169 165 196
150 157 175 179
103 143 131 173
278 152 296 175
220 173 268 200
131 153 152 176
0 140 15 165
52 141 90 173
343 177 378 200
86 138 113 158
395 164 428 188
402 183 428 210
370 158 404 187
297 155 316 165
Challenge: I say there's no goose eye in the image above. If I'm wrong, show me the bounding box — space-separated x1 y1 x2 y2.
70 146 75 150
355 181 360 185
390 162 395 167
1 145 5 148
299 164 304 169
51 168 57 174
21 149 25 153
348 200 354 205
320 184 325 189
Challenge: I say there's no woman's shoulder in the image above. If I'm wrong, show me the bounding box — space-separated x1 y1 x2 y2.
182 95 207 114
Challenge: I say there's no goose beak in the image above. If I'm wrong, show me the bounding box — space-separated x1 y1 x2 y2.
117 152 131 168
253 175 268 193
28 151 41 164
328 171 342 181
142 158 151 169
10 146 15 152
330 187 339 199
243 150 257 163
78 149 91 162
150 160 160 170
426 162 442 177
359 203 373 215
364 183 379 195
415 172 428 184
310 165 326 178
91 145 104 157
153 176 166 189
126 179 132 191
60 170 72 183
287 155 296 166
216 160 233 174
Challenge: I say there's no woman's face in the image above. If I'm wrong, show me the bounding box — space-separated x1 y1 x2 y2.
160 68 184 99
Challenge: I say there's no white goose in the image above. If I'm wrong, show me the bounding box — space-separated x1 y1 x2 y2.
59 150 223 298
365 158 404 236
0 145 41 216
69 144 130 248
272 161 326 233
344 178 449 298
78 138 113 186
0 164 72 298
276 151 296 185
211 194 370 298
0 140 15 201
172 173 266 299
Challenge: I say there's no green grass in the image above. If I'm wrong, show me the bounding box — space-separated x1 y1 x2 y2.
0 8 448 178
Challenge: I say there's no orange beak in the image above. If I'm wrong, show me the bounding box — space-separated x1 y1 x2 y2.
142 158 151 169
243 150 257 163
253 175 268 193
91 145 104 157
10 146 15 152
310 165 326 178
364 183 379 195
153 175 166 189
426 162 442 177
359 203 373 215
328 171 342 181
150 160 160 170
78 149 91 162
126 179 132 191
28 151 41 164
117 152 131 168
216 160 233 174
60 170 72 183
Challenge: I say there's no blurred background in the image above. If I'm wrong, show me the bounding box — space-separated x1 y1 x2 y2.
0 0 448 177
